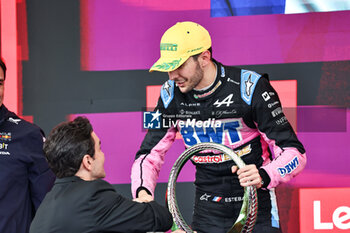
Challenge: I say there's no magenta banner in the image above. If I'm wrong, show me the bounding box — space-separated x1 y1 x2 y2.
80 0 350 71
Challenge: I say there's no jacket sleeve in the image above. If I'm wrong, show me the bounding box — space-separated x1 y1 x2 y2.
131 95 177 198
93 180 173 232
26 127 55 210
251 76 306 189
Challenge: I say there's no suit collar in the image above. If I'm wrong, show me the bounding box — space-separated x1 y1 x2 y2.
55 176 83 184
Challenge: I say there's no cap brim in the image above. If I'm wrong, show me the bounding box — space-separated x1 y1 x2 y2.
149 56 189 72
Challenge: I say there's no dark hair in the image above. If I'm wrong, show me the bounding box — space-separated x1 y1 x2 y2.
44 117 95 178
192 47 213 61
0 58 7 80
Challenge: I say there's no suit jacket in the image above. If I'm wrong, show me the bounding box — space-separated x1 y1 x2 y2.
0 105 55 233
30 176 173 233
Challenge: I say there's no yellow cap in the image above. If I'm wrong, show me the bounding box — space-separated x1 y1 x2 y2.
150 21 211 72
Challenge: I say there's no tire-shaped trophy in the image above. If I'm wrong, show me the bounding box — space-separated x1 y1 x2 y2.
166 142 258 233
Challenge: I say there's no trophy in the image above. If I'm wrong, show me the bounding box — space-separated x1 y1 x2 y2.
166 142 258 233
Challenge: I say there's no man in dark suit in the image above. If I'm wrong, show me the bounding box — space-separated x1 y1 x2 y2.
30 117 173 233
0 58 55 233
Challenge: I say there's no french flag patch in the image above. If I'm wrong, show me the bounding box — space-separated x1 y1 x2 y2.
212 196 222 202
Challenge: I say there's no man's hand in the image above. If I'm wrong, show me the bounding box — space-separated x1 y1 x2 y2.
133 189 154 203
232 164 263 189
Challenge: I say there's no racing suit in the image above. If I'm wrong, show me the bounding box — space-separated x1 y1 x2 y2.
131 60 306 233
0 105 55 233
